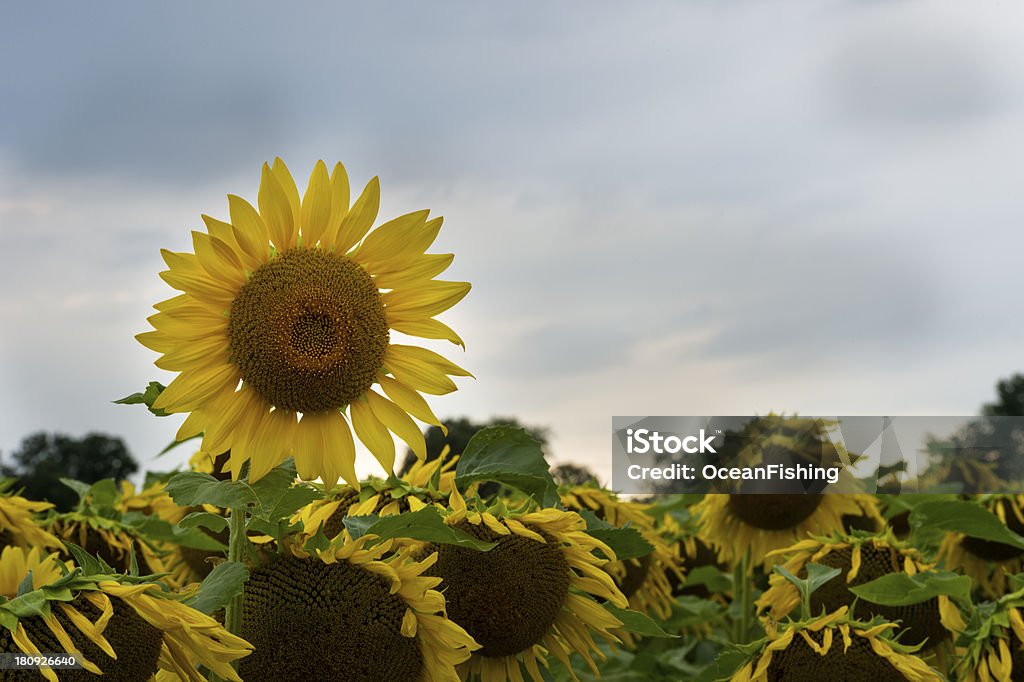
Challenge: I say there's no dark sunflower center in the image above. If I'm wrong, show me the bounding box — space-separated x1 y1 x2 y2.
766 626 912 682
726 494 822 530
809 545 944 648
228 248 389 413
426 522 571 658
240 555 423 682
0 594 162 681
618 555 652 600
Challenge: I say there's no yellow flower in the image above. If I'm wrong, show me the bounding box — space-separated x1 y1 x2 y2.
430 486 627 681
560 486 683 624
732 608 943 682
694 493 866 570
0 546 251 682
938 494 1024 598
240 535 477 681
139 159 471 487
0 489 61 550
757 532 963 648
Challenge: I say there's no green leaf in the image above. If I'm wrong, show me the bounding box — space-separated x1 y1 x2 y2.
775 563 841 620
455 426 559 506
682 565 733 594
178 512 229 534
578 509 654 561
164 472 257 509
59 478 92 502
63 541 115 576
183 561 249 615
5 590 49 618
114 381 170 417
849 570 972 606
586 527 654 561
122 512 227 552
16 571 34 598
910 500 1024 549
86 479 119 508
603 604 678 638
251 485 320 524
343 508 496 551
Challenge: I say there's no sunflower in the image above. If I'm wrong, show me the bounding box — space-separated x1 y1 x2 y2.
424 485 627 681
115 479 187 525
138 158 471 487
956 581 1024 681
240 534 477 681
560 485 683 622
732 607 943 681
938 494 1024 598
0 545 251 681
48 511 200 590
0 486 61 550
757 531 965 647
693 493 867 570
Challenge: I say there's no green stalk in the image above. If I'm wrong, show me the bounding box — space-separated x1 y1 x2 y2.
732 549 752 643
224 505 247 637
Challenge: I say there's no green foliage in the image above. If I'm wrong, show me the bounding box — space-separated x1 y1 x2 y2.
183 561 249 615
341 507 496 551
910 499 1024 548
113 381 170 417
579 509 654 561
774 562 842 621
850 570 972 606
604 605 678 638
455 426 559 506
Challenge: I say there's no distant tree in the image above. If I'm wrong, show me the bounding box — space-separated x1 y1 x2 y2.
398 416 549 476
551 463 598 487
982 374 1024 417
1 432 138 511
921 374 1024 488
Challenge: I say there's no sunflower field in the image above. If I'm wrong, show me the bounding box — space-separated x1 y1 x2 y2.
3 160 1024 682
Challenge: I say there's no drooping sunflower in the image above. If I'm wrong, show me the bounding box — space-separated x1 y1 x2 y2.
240 534 477 681
138 159 471 487
560 485 682 622
938 494 1024 598
0 485 61 550
732 607 943 682
50 512 174 580
955 580 1024 682
0 546 251 681
757 531 965 648
426 485 627 681
693 493 867 570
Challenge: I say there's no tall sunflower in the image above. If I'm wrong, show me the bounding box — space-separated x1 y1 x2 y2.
138 159 471 487
732 607 943 682
938 494 1024 598
560 485 683 622
956 580 1024 681
757 532 965 648
426 485 627 681
240 534 477 681
693 493 866 570
0 546 251 681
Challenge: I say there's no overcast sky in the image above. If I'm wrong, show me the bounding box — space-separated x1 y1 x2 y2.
2 1 1023 485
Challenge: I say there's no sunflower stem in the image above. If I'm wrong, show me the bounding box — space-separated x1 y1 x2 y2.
224 504 248 640
733 548 752 643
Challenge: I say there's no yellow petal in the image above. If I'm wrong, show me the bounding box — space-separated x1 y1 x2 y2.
259 163 296 251
333 176 380 254
228 194 270 264
351 397 395 473
366 389 426 460
354 209 431 265
377 374 445 432
384 280 471 320
300 160 333 246
390 317 465 349
320 162 351 249
271 158 302 218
